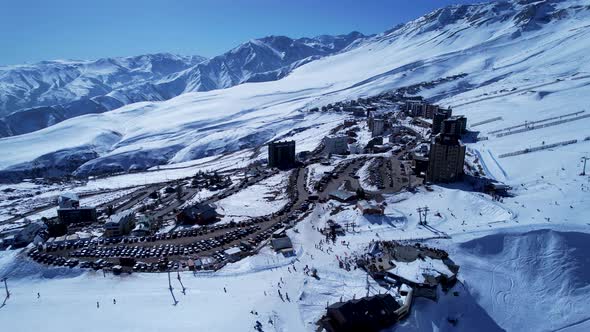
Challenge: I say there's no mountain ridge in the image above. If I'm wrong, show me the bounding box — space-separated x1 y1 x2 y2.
0 0 589 182
0 32 367 137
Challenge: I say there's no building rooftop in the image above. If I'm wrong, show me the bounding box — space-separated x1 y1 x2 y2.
57 206 95 211
269 140 295 146
271 237 293 251
325 134 348 139
182 203 217 219
224 247 242 256
329 190 356 202
323 294 401 331
357 200 380 210
106 210 134 226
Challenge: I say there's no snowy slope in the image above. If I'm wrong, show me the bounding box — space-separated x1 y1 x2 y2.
2 1 590 331
0 33 365 138
0 54 207 135
2 0 589 181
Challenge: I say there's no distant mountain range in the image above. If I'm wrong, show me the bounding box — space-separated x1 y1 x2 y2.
0 32 366 137
1 0 589 182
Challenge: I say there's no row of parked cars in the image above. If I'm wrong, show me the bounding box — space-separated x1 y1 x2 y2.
43 217 273 255
313 157 368 192
367 158 388 190
132 259 182 272
28 249 79 267
67 225 260 260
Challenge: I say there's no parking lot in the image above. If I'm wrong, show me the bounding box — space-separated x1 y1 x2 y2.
25 125 417 274
29 168 308 273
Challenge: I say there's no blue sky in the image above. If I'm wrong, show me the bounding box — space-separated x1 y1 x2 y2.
0 0 489 65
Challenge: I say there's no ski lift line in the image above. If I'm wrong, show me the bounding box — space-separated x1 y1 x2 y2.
495 113 590 138
498 139 580 158
489 110 585 134
470 116 503 127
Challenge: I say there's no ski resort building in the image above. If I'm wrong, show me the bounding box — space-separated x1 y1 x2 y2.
104 210 136 237
356 200 384 215
58 192 80 209
57 206 97 225
432 108 453 135
403 101 439 119
130 215 155 237
271 236 295 256
329 190 357 202
427 133 466 183
177 203 218 225
441 115 467 136
224 247 243 262
319 294 401 332
324 135 349 154
368 117 385 137
0 222 47 248
268 140 296 169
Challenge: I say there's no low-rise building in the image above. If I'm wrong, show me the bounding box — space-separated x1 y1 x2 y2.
271 236 295 256
104 210 135 237
412 154 429 178
343 119 357 127
390 125 403 135
177 203 218 225
194 256 217 270
130 215 154 237
319 294 401 332
357 200 384 215
224 247 243 263
329 190 357 202
45 218 68 237
1 222 47 248
58 192 80 209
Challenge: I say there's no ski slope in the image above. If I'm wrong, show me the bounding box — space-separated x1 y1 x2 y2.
1 1 590 331
2 0 590 180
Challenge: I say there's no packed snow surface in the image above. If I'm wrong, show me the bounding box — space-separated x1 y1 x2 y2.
2 0 590 331
217 172 290 222
3 0 590 177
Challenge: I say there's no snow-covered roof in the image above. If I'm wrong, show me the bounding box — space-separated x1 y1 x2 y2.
224 247 242 256
387 257 453 285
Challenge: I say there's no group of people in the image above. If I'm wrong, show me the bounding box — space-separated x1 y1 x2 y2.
96 298 116 308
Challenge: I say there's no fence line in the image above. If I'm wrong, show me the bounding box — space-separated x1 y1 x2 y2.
489 110 585 135
495 114 590 138
471 116 503 127
498 139 579 158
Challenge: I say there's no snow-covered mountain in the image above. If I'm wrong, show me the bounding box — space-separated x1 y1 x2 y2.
0 53 206 114
2 2 590 330
0 53 206 136
155 32 368 95
1 0 589 181
0 33 366 137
